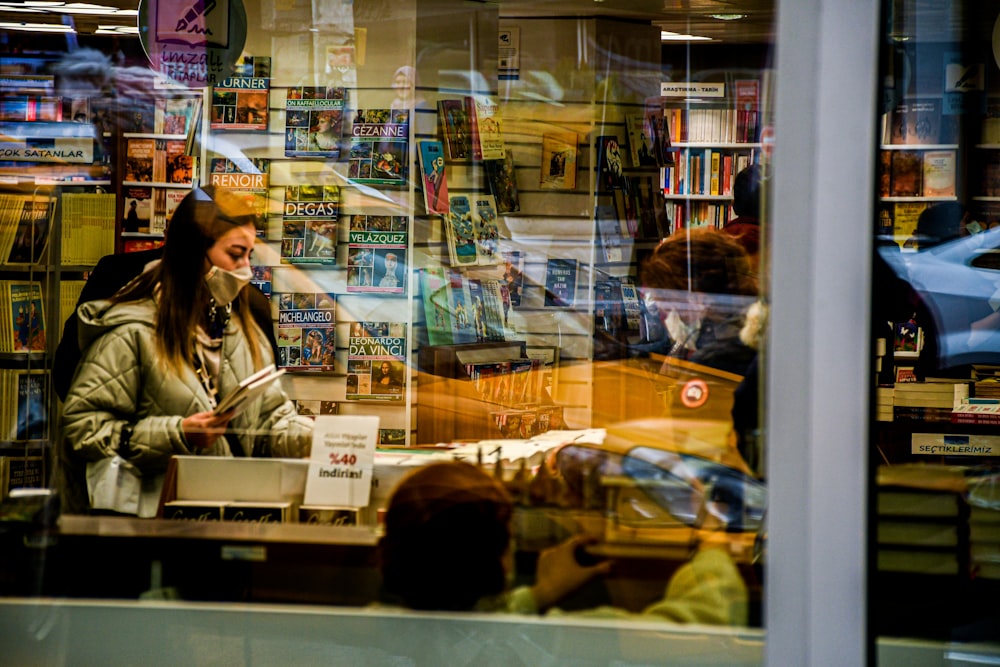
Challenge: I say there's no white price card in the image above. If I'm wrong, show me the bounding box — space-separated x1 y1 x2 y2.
303 415 379 508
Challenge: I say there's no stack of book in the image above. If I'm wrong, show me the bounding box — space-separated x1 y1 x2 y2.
892 380 970 423
876 464 971 577
969 502 1000 581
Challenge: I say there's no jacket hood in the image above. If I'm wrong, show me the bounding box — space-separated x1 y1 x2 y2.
77 297 157 351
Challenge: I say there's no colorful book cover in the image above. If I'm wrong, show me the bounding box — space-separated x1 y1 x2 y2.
468 95 505 161
379 429 406 446
625 113 657 168
8 282 45 352
445 270 477 344
438 99 473 162
620 277 642 332
346 321 407 401
543 258 578 308
417 140 449 214
501 250 524 308
347 108 409 187
445 194 477 266
346 214 408 294
472 194 501 265
124 138 154 182
539 132 578 190
594 278 626 336
890 151 922 197
249 265 272 298
7 197 51 264
419 267 454 346
468 278 506 342
209 157 270 228
280 185 340 266
596 135 625 192
122 186 152 233
163 189 187 233
15 370 48 441
210 55 271 132
294 399 338 417
276 292 336 372
284 86 346 158
165 139 194 186
484 148 520 214
161 97 200 135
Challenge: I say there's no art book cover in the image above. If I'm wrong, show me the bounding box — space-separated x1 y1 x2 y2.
501 249 524 308
625 113 657 168
543 258 578 308
472 194 501 265
284 85 346 158
15 370 48 441
7 281 45 353
280 185 340 266
891 151 923 197
887 98 943 145
467 95 505 161
620 277 642 332
159 97 201 135
445 270 477 344
124 138 154 183
922 150 956 197
276 292 336 372
539 132 578 190
438 99 473 162
417 140 449 214
468 278 506 342
484 148 520 214
7 197 51 264
122 186 152 233
644 99 673 167
209 157 270 228
418 267 454 346
249 265 272 299
210 55 271 132
294 399 338 417
347 214 408 294
593 278 626 336
596 135 625 192
165 139 194 186
346 321 407 401
445 194 478 266
347 108 409 187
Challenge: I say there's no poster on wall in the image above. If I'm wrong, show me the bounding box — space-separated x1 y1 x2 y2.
211 56 271 132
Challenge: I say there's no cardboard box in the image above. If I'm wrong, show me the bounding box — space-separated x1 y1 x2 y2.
173 456 309 503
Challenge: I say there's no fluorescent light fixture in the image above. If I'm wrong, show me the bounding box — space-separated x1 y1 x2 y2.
49 3 123 15
0 20 75 32
0 6 45 11
23 1 67 6
661 30 712 42
96 24 138 34
710 13 746 20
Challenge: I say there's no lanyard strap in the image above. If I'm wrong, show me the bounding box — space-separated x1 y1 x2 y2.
191 350 247 457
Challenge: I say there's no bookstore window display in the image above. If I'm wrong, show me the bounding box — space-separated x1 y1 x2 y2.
870 0 1000 649
0 2 782 661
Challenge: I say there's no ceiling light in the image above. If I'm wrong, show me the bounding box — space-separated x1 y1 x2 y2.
96 24 138 34
49 3 122 15
710 13 746 21
0 6 45 11
661 30 712 42
23 1 67 6
0 20 75 32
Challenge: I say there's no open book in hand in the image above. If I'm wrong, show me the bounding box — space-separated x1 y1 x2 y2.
213 364 286 416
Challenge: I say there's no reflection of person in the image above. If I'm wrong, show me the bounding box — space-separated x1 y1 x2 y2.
721 165 763 274
378 252 400 288
124 200 140 232
379 461 747 624
308 112 338 151
639 228 758 376
60 186 313 516
390 66 422 111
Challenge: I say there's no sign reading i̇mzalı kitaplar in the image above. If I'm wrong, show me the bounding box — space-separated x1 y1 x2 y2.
303 415 379 508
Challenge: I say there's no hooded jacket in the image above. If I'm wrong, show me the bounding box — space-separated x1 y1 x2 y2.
60 296 312 514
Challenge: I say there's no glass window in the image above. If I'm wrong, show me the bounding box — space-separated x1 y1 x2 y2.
0 1 777 663
873 0 1000 654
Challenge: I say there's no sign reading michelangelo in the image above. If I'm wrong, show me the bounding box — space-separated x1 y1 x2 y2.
138 0 247 88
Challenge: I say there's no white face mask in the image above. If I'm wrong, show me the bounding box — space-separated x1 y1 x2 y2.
204 265 252 306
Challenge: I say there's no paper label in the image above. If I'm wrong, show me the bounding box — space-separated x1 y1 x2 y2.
303 415 379 507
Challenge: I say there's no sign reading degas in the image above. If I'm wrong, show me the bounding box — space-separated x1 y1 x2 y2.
138 0 247 88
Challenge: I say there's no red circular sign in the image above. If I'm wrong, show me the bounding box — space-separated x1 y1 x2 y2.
680 379 709 409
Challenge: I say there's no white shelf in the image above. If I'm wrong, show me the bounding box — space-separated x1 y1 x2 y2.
662 193 733 200
121 232 165 238
121 181 195 188
879 144 959 151
123 132 188 140
670 142 762 149
880 196 958 202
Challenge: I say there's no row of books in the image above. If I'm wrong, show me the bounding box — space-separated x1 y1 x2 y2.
882 98 960 146
0 194 53 265
666 200 731 230
121 185 187 235
877 149 956 198
127 96 202 138
465 358 546 408
0 454 45 499
123 137 196 186
660 106 761 145
60 192 116 266
661 147 758 197
491 404 566 439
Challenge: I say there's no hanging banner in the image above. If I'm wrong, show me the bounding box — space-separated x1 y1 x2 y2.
138 0 247 88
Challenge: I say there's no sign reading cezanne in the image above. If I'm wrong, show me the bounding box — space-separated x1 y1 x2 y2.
138 0 247 88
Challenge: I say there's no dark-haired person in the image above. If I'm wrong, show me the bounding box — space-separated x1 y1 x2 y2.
721 165 763 273
59 186 312 516
378 460 747 624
